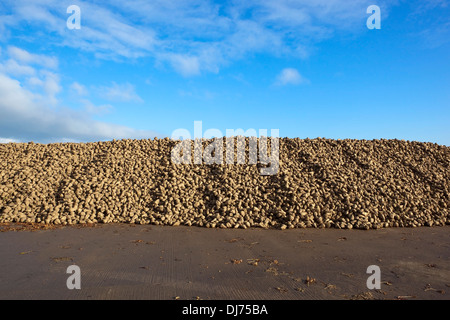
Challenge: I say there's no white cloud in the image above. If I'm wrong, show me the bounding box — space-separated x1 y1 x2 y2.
98 82 143 103
70 82 88 96
8 46 58 69
0 0 396 76
0 59 36 77
0 45 158 143
27 76 44 87
167 54 201 77
0 72 159 143
40 71 61 104
0 45 157 143
275 68 309 86
80 99 113 115
0 137 20 144
0 47 62 106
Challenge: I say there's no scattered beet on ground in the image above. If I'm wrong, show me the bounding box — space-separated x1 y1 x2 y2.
0 137 448 229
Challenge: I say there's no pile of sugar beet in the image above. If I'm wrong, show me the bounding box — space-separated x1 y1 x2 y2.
0 137 448 230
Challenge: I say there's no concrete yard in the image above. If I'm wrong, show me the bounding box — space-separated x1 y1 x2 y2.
0 223 449 300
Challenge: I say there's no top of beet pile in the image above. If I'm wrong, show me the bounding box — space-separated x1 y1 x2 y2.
0 137 449 229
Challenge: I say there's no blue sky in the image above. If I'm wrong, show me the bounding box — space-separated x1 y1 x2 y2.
0 0 449 144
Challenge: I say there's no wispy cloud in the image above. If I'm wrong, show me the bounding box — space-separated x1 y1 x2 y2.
0 46 158 143
0 0 395 76
408 0 450 48
0 72 158 143
0 58 36 77
98 82 143 103
167 54 201 77
178 88 216 100
0 137 20 144
8 46 58 69
0 46 62 106
70 81 88 96
418 21 450 48
80 99 113 115
275 68 309 86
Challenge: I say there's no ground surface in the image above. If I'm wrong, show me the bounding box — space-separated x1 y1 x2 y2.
0 224 449 300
